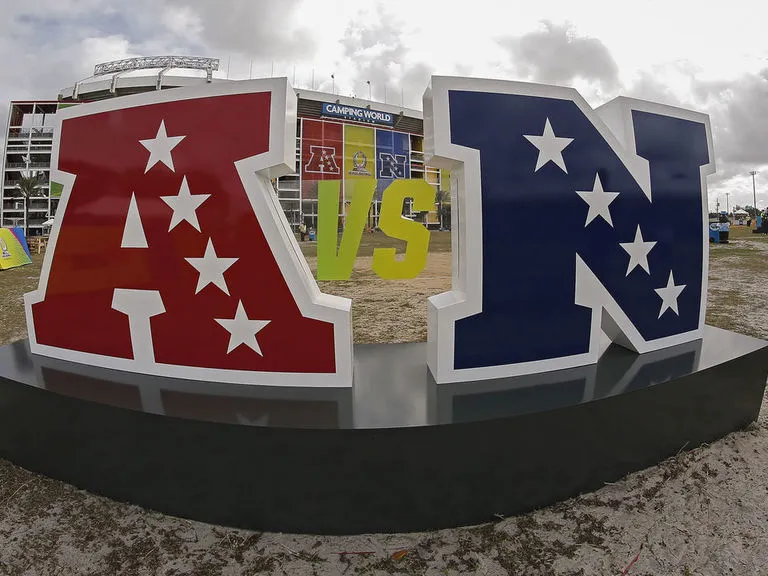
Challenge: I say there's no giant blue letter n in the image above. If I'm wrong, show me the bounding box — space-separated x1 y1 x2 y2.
425 77 715 383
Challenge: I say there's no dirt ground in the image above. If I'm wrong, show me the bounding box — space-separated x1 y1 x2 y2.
315 251 452 344
1 230 767 575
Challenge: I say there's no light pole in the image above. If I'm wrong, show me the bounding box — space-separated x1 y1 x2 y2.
725 192 730 217
366 80 371 100
750 170 758 215
331 74 335 95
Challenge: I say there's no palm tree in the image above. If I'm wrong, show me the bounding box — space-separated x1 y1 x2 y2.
16 172 45 237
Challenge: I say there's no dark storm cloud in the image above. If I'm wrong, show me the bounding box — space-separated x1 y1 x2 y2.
498 21 620 91
165 0 315 60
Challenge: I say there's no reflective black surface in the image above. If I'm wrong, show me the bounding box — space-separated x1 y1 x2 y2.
0 325 766 534
0 325 765 430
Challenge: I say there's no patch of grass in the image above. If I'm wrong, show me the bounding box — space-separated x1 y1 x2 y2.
726 225 768 239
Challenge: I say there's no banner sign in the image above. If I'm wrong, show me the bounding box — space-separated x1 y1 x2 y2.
300 118 421 207
376 129 410 180
0 227 32 270
321 103 394 127
343 125 376 180
302 119 343 181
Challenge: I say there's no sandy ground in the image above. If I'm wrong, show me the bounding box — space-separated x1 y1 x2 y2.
0 233 767 575
315 252 452 344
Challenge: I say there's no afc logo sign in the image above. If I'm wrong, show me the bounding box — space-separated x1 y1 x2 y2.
25 77 713 388
304 145 340 175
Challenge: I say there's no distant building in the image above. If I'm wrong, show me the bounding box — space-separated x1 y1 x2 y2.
1 56 448 235
0 101 58 234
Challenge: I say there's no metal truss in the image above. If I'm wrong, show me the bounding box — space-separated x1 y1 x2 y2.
94 56 220 81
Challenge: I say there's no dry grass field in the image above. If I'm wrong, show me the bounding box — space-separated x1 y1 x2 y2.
0 228 767 575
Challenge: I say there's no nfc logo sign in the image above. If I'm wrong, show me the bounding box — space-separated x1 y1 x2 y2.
424 77 714 383
378 152 408 179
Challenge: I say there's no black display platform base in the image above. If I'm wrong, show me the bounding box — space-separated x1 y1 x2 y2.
0 326 766 535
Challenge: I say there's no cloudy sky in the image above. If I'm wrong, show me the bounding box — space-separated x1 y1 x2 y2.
3 0 767 210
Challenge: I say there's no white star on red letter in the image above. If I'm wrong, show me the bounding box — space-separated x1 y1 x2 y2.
139 120 186 173
185 238 238 295
160 176 210 232
215 300 270 355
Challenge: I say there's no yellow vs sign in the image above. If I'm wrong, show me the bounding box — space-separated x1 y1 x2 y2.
316 179 435 280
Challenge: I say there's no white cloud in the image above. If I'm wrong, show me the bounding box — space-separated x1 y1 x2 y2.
0 0 766 209
80 36 135 71
161 5 204 40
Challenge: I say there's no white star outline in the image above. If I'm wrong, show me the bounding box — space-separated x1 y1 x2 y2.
139 119 186 173
523 117 574 173
215 300 270 355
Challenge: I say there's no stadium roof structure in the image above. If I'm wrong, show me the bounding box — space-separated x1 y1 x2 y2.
62 56 222 100
93 56 219 79
59 57 424 123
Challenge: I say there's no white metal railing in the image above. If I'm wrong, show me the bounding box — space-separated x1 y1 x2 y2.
410 150 425 163
7 129 54 139
5 163 50 169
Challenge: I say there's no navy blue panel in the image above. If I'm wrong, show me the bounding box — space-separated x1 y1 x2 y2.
374 130 410 201
447 91 708 370
375 129 410 180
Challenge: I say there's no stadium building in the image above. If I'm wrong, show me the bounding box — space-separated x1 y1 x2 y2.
1 56 449 235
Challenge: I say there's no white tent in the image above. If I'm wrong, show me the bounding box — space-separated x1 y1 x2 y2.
734 209 749 216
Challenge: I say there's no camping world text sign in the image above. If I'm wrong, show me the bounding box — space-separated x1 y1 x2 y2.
321 102 394 126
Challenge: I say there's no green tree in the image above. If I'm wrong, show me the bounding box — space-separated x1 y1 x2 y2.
16 172 46 237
